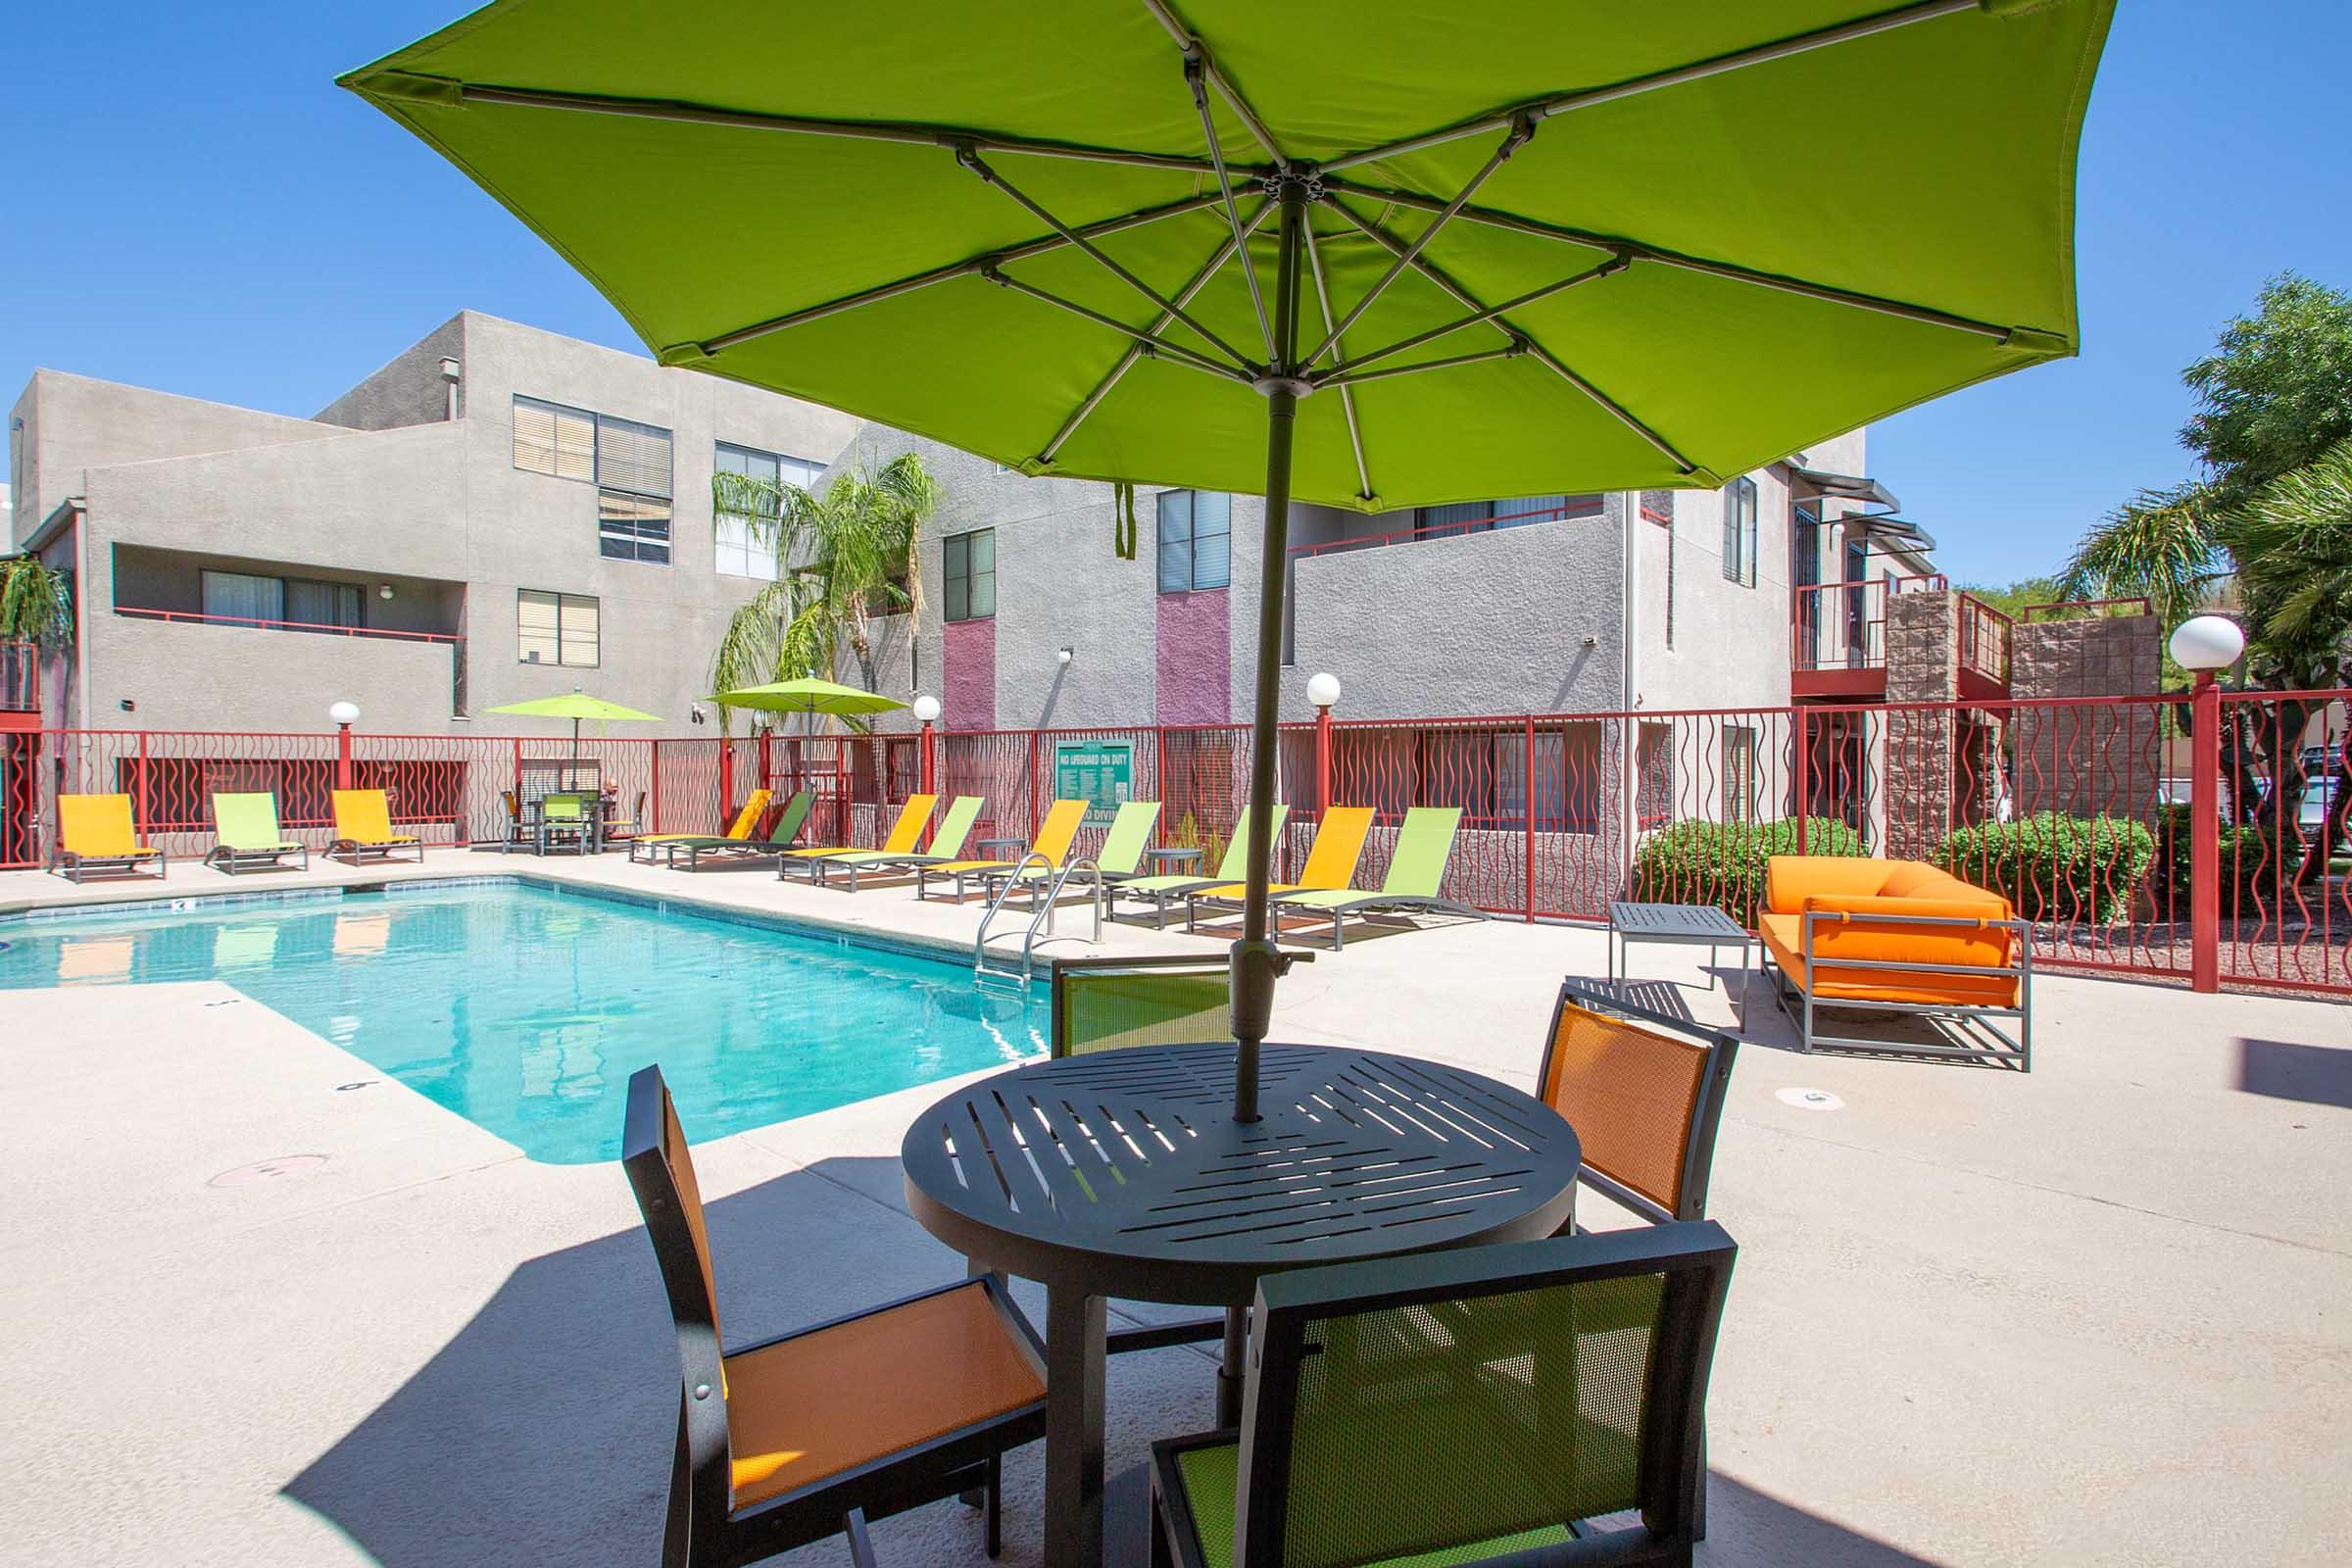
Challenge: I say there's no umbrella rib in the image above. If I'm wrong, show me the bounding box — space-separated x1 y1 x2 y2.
1139 0 1288 166
1321 179 2025 343
1311 252 1632 384
1301 119 1533 371
1314 343 1530 392
1187 59 1276 360
1300 220 1373 503
956 146 1260 373
1319 0 1978 175
981 269 1255 385
452 81 1236 176
1039 201 1275 465
1318 196 1699 475
700 191 1231 357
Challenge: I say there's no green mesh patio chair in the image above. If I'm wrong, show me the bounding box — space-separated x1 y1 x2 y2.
203 792 308 875
1109 804 1288 929
623 1065 1047 1567
805 795 985 891
978 798 1162 907
535 791 593 856
1267 806 1485 950
664 790 815 871
1149 1222 1737 1568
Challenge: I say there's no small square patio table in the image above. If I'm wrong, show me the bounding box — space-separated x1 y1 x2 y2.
1607 900 1754 1014
902 1041 1582 1568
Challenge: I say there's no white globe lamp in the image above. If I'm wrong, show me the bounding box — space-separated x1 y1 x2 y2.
911 694 942 724
2169 615 2244 673
1305 672 1343 710
328 701 362 727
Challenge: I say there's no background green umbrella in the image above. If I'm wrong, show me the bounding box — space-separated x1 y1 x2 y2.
485 689 662 754
710 676 908 729
348 0 2112 1118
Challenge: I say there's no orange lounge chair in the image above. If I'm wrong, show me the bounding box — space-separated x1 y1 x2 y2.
629 787 772 864
47 794 167 883
1182 806 1375 934
1759 855 2030 1069
327 789 425 865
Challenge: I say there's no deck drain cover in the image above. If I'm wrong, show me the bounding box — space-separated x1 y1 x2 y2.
210 1154 328 1188
1776 1088 1844 1112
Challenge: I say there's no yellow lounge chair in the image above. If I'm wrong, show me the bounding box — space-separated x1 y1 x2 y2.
914 799 1088 903
629 788 773 864
777 794 938 881
47 794 167 883
1183 806 1375 932
328 789 425 865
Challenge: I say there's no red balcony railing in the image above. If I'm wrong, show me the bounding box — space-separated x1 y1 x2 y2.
113 606 464 643
1958 591 2014 687
1790 574 1946 672
1289 497 1606 560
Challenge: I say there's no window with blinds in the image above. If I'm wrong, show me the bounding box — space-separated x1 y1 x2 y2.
518 589 599 667
514 395 675 565
1722 476 1758 587
1156 490 1232 593
1723 724 1759 823
943 529 996 621
713 442 822 579
513 397 595 480
598 491 672 564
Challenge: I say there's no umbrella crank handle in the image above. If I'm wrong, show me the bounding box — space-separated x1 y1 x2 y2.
1229 940 1312 1040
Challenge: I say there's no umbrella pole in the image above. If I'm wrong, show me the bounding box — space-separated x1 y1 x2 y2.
1230 171 1313 1123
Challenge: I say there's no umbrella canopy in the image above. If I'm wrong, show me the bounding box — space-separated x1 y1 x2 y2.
711 676 908 721
485 689 662 753
347 0 2112 1117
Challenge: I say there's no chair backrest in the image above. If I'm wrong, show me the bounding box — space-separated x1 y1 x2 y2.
926 795 985 858
501 789 520 823
1228 1224 1737 1568
332 789 396 843
1378 806 1461 896
722 788 775 841
211 792 284 850
58 793 138 856
763 790 815 844
1295 806 1374 890
1029 798 1088 863
1208 803 1289 879
1092 800 1161 875
875 793 938 854
543 792 588 822
1051 955 1229 1058
1537 984 1739 1224
621 1065 732 1531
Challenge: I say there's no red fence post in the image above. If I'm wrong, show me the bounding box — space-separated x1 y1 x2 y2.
134 731 151 835
334 723 354 792
1028 730 1043 838
650 738 662 834
920 719 936 796
2190 671 2222 993
1792 709 1811 851
1523 714 1537 922
719 738 735 831
1314 706 1334 818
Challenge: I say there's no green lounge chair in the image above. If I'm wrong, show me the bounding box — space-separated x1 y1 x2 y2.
805 795 985 891
663 790 814 870
203 792 309 875
628 787 772 865
1184 806 1376 933
777 793 938 880
1108 804 1289 929
1267 806 1485 950
913 799 1088 903
977 798 1161 906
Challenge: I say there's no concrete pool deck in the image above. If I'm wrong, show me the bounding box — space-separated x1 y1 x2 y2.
2 848 2349 1566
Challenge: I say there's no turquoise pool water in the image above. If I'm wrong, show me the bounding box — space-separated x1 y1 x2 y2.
0 881 1045 1163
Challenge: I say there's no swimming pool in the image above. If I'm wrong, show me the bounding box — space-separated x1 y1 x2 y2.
0 880 1045 1163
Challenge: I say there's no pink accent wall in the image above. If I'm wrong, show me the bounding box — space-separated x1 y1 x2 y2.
1155 589 1231 725
942 616 996 731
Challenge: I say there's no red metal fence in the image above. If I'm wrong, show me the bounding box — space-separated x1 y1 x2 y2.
6 690 2349 998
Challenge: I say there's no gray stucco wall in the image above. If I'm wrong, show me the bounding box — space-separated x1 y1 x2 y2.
314 315 466 431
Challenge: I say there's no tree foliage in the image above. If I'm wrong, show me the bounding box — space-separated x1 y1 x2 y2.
708 451 941 732
0 556 74 648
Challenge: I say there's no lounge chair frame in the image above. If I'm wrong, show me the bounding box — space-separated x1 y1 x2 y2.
46 845 169 883
623 1067 1047 1566
1765 908 2033 1071
1147 1224 1736 1568
1543 982 1739 1229
803 797 987 892
630 789 775 866
205 842 308 875
667 792 816 871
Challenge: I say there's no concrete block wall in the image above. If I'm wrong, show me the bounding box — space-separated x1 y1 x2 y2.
1884 591 1961 861
2011 613 2163 822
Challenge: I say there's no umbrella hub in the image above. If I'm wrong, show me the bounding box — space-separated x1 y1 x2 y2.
1251 370 1315 400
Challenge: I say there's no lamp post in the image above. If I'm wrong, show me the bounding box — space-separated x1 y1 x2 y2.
1306 673 1341 818
329 701 360 792
912 694 942 796
2170 615 2244 994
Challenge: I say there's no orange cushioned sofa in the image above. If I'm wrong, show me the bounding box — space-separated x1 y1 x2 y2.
1760 856 2031 1070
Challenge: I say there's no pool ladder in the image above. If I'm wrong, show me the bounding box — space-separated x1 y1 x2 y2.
973 854 1104 979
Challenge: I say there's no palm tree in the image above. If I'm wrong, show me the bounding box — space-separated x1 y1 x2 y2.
708 451 941 732
0 555 74 647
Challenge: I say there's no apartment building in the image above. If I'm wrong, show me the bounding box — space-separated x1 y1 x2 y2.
7 313 859 735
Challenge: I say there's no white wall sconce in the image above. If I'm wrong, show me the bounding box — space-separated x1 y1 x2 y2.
377 583 396 601
1056 647 1075 667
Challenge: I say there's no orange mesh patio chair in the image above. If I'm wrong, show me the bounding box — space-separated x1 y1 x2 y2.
47 793 167 883
1538 983 1740 1230
623 1065 1045 1566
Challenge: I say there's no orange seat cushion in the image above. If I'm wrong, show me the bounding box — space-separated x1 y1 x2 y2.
1760 912 2020 1007
722 1282 1044 1508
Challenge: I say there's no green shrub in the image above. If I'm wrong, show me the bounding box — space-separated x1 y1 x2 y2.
2149 803 2289 917
1630 817 1865 926
1934 811 2154 925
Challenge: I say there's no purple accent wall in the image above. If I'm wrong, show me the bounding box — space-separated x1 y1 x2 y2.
942 616 996 731
1155 589 1231 725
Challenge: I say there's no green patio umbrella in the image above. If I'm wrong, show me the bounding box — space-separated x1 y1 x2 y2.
710 676 908 728
485 689 662 754
346 0 2112 1119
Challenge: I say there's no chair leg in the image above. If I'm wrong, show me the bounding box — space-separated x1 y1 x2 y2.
844 1506 879 1568
985 1450 1004 1559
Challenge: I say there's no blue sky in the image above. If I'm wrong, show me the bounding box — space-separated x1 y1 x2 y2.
4 3 2346 586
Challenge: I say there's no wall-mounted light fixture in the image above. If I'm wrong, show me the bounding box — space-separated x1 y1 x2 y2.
689 705 708 726
118 698 136 713
1056 646 1075 666
377 583 396 601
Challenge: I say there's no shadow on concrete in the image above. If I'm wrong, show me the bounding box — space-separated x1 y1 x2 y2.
1561 972 1702 1023
1697 1476 1951 1566
2237 1037 2352 1109
284 1156 974 1568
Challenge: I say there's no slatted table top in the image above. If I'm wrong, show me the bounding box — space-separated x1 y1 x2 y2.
1608 901 1752 941
901 1042 1582 1306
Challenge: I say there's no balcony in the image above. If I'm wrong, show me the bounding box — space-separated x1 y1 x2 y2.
2 640 38 725
1791 576 2011 701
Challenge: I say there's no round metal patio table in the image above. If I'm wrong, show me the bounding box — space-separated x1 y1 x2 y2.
901 1040 1582 1568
